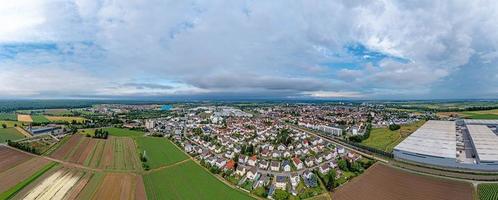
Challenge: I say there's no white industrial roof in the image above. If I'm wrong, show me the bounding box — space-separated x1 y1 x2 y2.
394 120 456 159
464 119 498 125
466 125 498 162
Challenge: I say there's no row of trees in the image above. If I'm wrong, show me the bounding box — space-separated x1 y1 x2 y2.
92 129 109 139
7 140 40 155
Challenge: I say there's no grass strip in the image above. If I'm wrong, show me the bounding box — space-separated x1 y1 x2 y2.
0 162 57 200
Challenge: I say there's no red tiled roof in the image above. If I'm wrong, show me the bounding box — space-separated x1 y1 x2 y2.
225 160 235 170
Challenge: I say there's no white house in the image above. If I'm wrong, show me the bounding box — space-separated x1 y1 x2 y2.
292 157 303 170
259 160 269 170
282 161 291 172
238 155 248 164
270 161 280 171
319 163 330 174
305 158 314 167
275 176 287 190
248 156 257 166
246 167 259 180
290 173 300 187
236 166 246 176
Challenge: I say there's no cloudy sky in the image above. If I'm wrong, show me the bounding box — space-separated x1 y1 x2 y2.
1 0 498 100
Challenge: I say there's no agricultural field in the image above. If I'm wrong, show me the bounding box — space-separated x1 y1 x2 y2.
0 113 17 121
134 137 189 169
478 183 498 200
0 146 33 172
332 163 474 200
80 128 145 137
0 146 55 199
44 116 86 123
0 128 25 143
31 115 50 123
144 160 253 200
0 120 23 128
50 134 141 171
17 114 33 122
89 173 146 200
43 109 73 116
362 120 426 152
438 109 498 119
105 128 144 137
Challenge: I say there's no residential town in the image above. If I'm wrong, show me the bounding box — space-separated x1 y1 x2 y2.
142 105 414 198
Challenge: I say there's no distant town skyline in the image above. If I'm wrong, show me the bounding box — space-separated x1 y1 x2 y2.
1 1 498 100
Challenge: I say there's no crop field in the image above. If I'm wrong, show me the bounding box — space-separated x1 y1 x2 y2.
0 146 33 172
135 137 189 169
105 127 144 137
0 113 17 121
144 160 253 200
13 167 90 200
0 127 25 143
91 173 146 200
0 120 23 128
31 115 50 123
478 183 498 200
79 128 145 137
17 114 33 122
50 134 141 171
43 109 73 116
44 116 86 123
0 157 53 197
333 163 474 200
362 120 426 152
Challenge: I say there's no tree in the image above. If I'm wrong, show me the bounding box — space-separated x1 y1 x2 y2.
338 159 348 171
325 169 337 190
274 189 290 200
389 124 401 131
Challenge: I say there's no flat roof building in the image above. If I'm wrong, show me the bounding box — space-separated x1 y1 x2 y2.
466 125 498 164
394 120 498 171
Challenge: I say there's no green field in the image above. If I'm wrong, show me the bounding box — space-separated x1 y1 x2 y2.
461 110 498 119
105 127 144 137
78 127 144 137
0 113 17 121
144 160 253 200
135 137 189 169
0 128 25 143
31 115 50 123
362 120 426 152
43 109 73 116
478 183 498 200
0 120 23 128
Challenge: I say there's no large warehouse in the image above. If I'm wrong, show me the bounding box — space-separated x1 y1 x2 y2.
394 120 498 171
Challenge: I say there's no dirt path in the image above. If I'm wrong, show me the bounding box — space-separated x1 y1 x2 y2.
15 127 32 137
144 158 191 173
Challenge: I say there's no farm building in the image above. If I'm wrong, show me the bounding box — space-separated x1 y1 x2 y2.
394 120 498 171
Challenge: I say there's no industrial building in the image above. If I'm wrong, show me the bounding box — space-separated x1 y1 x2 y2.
394 120 498 171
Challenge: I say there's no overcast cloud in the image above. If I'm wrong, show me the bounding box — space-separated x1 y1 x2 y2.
0 0 497 99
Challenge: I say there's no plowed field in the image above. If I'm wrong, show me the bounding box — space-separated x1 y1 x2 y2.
332 163 474 200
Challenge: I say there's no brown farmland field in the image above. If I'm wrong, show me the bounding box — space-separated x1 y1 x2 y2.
17 114 33 122
92 173 146 200
0 146 33 172
49 135 141 171
333 163 474 200
50 134 84 160
0 157 52 193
